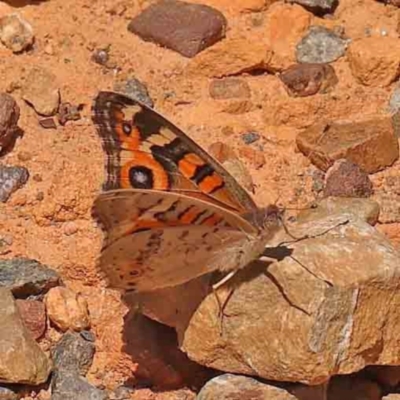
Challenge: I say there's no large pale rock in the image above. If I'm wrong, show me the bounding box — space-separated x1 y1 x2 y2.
0 288 51 384
296 118 399 173
177 210 400 384
347 37 400 87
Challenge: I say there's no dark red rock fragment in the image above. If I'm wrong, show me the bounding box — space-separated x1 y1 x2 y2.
128 0 227 58
324 159 373 198
0 93 21 152
280 63 338 97
16 299 46 340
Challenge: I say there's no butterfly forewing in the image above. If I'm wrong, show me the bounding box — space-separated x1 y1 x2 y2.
92 91 257 213
93 189 258 247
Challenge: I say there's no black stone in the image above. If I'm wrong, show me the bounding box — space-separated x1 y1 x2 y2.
51 371 107 400
52 331 95 376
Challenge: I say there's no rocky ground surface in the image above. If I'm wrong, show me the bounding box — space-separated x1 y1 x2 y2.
1 0 400 399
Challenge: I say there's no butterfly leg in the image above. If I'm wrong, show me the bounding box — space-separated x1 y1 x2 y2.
212 271 237 336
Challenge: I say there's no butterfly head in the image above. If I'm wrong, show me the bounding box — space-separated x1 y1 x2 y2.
244 204 282 241
262 204 282 232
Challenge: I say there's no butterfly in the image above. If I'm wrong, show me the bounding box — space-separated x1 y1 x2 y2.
92 91 281 293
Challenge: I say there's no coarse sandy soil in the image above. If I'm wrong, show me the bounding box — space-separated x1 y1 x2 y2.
0 0 400 398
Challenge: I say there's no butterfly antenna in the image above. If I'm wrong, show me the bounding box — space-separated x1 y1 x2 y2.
277 218 349 247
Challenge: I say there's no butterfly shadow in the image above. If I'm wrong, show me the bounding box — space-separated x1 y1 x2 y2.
121 277 217 391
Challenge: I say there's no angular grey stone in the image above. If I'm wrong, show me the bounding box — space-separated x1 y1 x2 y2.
0 165 28 203
52 331 95 376
288 0 337 14
113 78 154 108
241 132 260 144
296 26 348 64
0 258 60 298
51 372 107 400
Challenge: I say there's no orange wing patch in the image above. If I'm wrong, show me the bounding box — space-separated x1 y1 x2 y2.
92 91 258 213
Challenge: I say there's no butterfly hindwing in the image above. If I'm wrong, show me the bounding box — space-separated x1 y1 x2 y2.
92 91 257 213
98 224 260 292
93 189 263 292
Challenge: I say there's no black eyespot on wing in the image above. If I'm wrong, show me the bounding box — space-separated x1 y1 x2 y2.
129 166 154 189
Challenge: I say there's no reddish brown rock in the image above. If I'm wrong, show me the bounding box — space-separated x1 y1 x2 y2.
280 63 338 97
187 37 270 77
128 0 227 58
347 37 400 87
45 287 90 332
264 3 312 71
0 93 20 152
296 118 399 173
324 159 373 198
16 299 46 340
209 78 251 99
